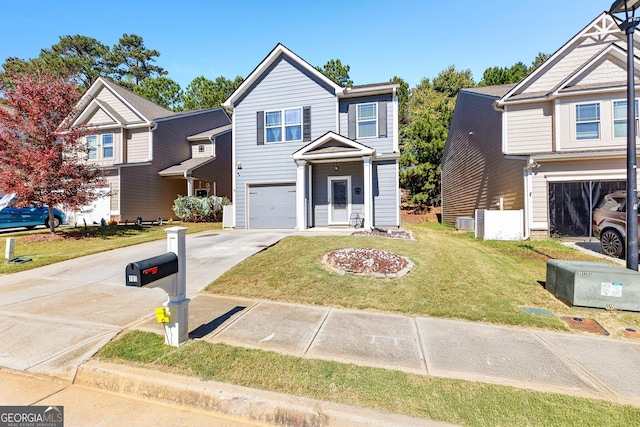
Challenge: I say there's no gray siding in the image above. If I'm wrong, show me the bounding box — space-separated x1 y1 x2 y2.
233 55 337 228
339 96 395 153
372 160 400 227
441 91 526 227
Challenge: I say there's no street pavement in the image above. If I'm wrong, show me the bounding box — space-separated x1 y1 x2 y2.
1 228 640 426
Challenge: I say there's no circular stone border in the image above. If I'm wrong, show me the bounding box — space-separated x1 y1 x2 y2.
322 248 414 279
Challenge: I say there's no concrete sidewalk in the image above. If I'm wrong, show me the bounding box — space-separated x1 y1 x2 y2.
1 227 640 425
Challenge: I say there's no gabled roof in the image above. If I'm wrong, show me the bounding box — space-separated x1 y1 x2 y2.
158 157 217 178
223 44 342 109
70 77 185 128
292 131 375 161
187 124 232 141
498 12 636 105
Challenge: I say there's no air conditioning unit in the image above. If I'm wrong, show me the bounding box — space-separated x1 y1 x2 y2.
546 260 640 312
455 217 474 231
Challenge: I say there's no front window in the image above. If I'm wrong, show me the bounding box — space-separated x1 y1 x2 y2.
265 108 302 143
613 100 639 138
102 134 113 158
86 135 97 159
576 103 600 140
357 103 377 138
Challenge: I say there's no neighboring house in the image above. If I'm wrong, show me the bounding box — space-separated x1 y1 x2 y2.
442 12 637 238
222 44 400 230
66 77 232 224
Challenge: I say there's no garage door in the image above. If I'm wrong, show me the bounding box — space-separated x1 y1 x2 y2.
248 183 296 229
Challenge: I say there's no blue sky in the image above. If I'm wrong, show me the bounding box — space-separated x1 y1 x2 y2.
2 1 609 89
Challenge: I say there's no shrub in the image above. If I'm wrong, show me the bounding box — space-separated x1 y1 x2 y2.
172 195 230 222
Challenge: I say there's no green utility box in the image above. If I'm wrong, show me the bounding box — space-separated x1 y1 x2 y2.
546 260 640 312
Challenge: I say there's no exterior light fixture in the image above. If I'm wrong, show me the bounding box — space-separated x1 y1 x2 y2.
236 161 242 170
334 162 339 172
609 0 640 270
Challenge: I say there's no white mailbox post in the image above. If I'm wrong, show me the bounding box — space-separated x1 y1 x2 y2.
125 226 190 347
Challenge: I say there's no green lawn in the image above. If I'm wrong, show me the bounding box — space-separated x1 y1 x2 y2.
0 222 220 274
206 223 640 337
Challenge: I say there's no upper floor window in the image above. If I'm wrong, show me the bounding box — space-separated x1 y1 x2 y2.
102 134 113 158
613 99 639 138
357 103 377 138
198 144 205 153
86 135 97 159
86 133 114 160
575 103 600 140
265 108 302 143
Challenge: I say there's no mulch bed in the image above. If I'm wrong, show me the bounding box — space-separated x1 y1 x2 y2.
323 248 413 279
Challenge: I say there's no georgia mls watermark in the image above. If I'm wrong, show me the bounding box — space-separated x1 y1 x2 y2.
0 406 63 427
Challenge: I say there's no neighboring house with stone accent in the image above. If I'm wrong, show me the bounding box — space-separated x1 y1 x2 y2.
442 12 638 238
223 44 400 230
65 77 232 224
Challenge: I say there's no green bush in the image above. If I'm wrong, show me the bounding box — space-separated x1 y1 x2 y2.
172 195 229 222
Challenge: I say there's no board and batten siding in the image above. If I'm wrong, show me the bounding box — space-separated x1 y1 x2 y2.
95 86 145 123
233 55 337 228
442 90 526 228
372 160 400 227
338 96 395 154
504 102 553 154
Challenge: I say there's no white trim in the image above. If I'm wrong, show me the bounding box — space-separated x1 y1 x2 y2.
502 105 508 154
392 89 399 152
231 116 237 228
264 107 303 144
327 176 351 226
296 160 306 230
356 102 378 139
554 99 562 151
363 156 373 229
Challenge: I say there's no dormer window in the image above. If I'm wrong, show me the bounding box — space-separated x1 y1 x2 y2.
198 144 205 153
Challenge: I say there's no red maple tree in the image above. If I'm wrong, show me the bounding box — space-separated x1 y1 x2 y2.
0 71 107 232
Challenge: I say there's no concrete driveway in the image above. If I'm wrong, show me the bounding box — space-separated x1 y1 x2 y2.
0 229 291 379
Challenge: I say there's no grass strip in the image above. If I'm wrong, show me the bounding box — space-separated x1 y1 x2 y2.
0 222 220 274
98 331 640 427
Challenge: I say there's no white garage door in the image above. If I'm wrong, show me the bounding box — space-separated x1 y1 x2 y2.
248 183 296 229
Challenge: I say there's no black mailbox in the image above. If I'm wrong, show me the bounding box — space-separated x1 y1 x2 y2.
126 252 178 287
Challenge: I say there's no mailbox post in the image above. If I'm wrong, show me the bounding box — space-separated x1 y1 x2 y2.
126 226 190 347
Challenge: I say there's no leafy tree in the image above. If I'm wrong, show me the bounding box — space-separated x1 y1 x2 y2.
134 76 183 111
0 71 108 232
105 34 166 88
183 75 244 110
391 76 410 126
479 62 529 86
316 59 353 87
432 65 474 98
531 52 549 71
39 35 110 88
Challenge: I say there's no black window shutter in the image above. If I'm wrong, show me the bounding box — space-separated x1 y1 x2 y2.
257 111 264 145
303 106 311 142
378 101 387 138
348 104 356 139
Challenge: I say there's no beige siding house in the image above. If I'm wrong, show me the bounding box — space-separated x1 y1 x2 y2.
67 77 232 223
442 12 638 238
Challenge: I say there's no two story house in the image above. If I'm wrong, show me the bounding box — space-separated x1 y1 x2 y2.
66 77 232 224
442 12 638 238
223 44 400 230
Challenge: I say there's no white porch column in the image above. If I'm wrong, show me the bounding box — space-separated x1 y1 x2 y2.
186 177 194 196
363 156 373 229
295 160 307 230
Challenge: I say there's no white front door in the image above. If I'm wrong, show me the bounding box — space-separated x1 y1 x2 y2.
328 176 350 225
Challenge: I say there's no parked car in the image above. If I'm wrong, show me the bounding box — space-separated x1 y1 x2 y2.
592 190 640 258
0 201 66 230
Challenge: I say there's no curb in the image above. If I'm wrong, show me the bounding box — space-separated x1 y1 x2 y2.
75 360 456 427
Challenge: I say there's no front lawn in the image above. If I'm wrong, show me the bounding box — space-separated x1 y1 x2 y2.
206 223 640 336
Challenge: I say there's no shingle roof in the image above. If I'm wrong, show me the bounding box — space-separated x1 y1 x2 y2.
461 84 517 98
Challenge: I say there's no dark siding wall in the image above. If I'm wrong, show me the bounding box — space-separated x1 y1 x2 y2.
441 91 526 227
